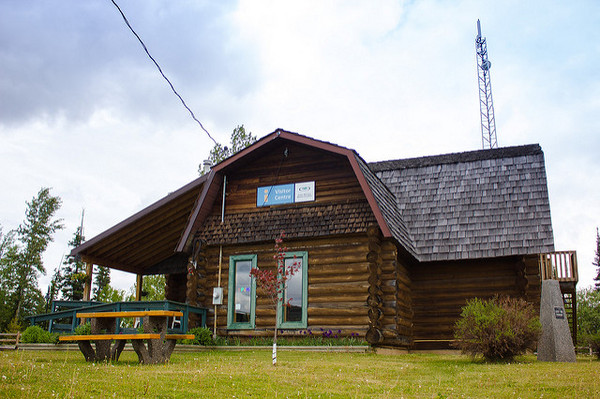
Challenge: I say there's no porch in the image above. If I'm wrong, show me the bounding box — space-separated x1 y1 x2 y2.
539 251 579 344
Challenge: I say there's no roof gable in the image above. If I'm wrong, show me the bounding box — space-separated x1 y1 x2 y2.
177 129 407 252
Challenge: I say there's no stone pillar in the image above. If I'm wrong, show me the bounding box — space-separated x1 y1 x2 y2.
537 280 576 362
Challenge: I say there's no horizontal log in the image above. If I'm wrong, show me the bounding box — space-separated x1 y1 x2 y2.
413 316 462 325
309 302 368 310
368 241 381 253
380 261 396 274
412 287 519 301
395 317 413 329
309 273 369 284
308 316 369 326
309 293 369 303
309 263 369 275
396 272 411 287
308 307 367 317
411 275 517 291
309 283 368 296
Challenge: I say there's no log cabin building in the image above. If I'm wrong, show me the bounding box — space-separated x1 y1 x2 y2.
72 129 578 348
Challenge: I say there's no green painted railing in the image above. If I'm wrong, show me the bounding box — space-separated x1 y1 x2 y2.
26 300 208 333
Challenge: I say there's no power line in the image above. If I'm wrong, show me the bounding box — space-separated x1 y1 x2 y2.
109 0 218 146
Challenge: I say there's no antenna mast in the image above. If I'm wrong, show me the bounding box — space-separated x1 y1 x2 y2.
476 19 498 149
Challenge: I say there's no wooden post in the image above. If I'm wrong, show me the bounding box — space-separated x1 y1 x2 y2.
136 274 144 301
83 262 94 301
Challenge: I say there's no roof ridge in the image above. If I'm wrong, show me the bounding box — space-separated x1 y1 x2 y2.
369 144 542 172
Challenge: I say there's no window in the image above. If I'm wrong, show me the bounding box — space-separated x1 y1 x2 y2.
227 254 257 329
278 251 308 328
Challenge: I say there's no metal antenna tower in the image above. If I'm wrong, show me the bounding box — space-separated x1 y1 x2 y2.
476 19 498 149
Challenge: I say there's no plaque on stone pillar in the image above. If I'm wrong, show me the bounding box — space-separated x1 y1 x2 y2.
537 280 576 362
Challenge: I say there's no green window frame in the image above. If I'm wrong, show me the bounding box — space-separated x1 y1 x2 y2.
277 251 308 329
227 254 257 329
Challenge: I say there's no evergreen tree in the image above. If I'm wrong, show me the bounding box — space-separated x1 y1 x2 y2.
594 228 600 291
199 125 257 174
93 266 111 300
58 227 86 301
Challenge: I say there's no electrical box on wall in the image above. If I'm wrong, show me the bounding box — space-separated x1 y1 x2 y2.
212 287 223 305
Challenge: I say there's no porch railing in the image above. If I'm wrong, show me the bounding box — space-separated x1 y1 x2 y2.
539 251 578 282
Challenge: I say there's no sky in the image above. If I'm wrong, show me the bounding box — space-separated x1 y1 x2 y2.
1 0 599 294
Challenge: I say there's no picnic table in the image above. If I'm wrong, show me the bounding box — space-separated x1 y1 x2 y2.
59 310 193 364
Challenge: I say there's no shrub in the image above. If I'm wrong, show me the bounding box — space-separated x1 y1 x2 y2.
577 288 600 358
454 296 541 362
73 322 91 335
21 326 59 344
184 327 214 346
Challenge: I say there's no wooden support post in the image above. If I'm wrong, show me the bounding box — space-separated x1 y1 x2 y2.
83 262 93 301
136 274 144 301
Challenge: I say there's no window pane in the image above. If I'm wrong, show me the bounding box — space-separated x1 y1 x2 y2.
234 260 252 323
284 257 303 322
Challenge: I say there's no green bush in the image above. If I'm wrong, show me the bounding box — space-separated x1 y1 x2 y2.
184 327 214 345
454 296 541 362
577 288 600 358
21 326 59 344
73 322 91 335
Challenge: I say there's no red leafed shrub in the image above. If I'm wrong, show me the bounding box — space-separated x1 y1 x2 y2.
453 296 541 362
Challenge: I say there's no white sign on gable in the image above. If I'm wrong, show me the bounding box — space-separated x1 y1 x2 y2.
294 181 315 203
256 181 316 207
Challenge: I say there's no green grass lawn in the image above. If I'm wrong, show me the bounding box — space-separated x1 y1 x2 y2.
1 349 598 398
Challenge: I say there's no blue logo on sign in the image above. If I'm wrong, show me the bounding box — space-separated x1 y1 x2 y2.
257 184 295 207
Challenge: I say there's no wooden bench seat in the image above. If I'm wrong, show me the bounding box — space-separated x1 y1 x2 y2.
164 334 195 340
60 333 160 342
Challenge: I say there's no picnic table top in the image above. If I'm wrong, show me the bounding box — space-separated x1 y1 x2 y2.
76 310 184 318
59 333 194 341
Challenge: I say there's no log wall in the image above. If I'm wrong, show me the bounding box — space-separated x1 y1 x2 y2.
195 235 385 338
410 256 541 348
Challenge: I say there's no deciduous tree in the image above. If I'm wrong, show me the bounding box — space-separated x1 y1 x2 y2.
250 232 300 365
0 188 63 328
199 125 257 174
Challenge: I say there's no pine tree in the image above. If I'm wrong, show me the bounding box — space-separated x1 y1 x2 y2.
93 266 111 300
58 227 86 301
594 228 600 291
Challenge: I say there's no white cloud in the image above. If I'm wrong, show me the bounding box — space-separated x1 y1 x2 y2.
1 0 598 292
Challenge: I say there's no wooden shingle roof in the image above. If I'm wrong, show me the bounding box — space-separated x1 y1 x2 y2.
198 200 377 245
370 144 555 261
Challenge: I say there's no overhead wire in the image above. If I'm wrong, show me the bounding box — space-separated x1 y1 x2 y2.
109 0 219 146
